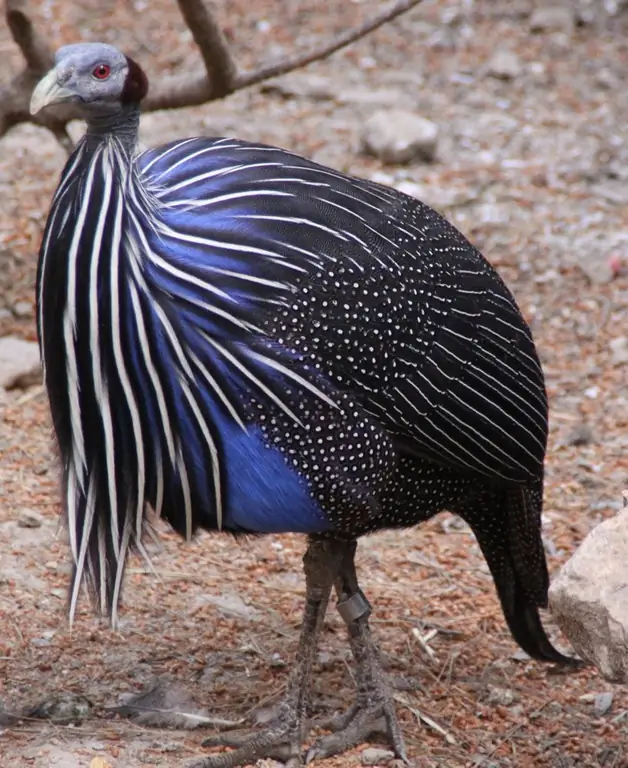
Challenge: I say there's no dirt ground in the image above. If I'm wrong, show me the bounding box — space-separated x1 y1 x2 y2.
1 1 628 766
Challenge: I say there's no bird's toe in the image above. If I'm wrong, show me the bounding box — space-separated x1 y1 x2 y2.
196 719 302 767
306 705 409 765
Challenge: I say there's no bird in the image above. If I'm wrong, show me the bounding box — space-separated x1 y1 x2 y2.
30 42 578 768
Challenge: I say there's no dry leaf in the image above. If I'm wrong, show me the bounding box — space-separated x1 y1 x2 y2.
89 759 112 768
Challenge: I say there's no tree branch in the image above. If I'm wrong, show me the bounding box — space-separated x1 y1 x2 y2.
0 0 74 149
144 0 425 111
0 0 425 146
6 0 52 71
175 0 236 98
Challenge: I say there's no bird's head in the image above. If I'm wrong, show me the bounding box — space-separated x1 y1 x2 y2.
30 42 148 118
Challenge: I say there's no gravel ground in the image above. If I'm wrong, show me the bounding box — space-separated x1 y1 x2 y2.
1 1 627 767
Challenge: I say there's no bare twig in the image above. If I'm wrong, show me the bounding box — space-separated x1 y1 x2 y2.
395 693 458 745
175 0 236 97
144 0 425 111
235 0 425 90
411 627 440 663
0 0 425 146
1 0 73 149
6 0 51 71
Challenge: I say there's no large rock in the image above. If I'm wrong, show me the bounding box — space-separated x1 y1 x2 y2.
0 336 42 390
361 110 439 165
549 507 628 682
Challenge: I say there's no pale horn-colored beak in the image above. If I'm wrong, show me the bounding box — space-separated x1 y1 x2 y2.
30 69 75 115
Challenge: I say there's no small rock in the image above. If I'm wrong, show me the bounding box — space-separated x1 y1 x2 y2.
529 6 576 34
566 422 595 447
0 336 42 390
336 87 405 107
576 250 616 285
593 691 614 716
595 69 618 90
261 74 334 101
395 180 474 209
609 337 628 366
549 508 628 682
361 747 395 766
361 110 439 165
201 592 262 622
486 685 517 707
12 300 33 319
591 182 628 206
486 50 522 80
17 508 43 528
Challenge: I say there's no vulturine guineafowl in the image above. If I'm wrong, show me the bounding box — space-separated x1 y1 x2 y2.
31 43 577 768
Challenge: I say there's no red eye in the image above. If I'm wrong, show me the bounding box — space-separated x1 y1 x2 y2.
92 64 111 80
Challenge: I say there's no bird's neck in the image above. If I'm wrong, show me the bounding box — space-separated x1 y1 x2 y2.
84 104 141 155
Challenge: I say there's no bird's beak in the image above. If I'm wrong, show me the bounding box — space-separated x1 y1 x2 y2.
30 68 74 115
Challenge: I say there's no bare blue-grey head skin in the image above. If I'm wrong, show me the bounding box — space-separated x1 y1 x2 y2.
30 43 148 137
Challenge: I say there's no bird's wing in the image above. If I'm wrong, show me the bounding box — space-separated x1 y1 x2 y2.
139 138 547 484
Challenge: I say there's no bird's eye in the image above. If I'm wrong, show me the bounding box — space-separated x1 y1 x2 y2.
92 64 111 80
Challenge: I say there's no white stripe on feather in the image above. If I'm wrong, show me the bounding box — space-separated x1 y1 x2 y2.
69 472 97 625
107 168 147 607
127 271 177 465
202 334 305 428
87 148 120 561
139 137 197 174
165 188 294 209
245 349 338 412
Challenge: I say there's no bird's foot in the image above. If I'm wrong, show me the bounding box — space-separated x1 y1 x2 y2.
307 694 409 764
191 701 306 767
308 579 410 765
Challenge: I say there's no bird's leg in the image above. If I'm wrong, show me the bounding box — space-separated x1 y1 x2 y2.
306 541 410 764
191 536 346 768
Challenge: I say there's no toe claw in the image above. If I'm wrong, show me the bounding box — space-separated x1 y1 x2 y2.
306 708 406 764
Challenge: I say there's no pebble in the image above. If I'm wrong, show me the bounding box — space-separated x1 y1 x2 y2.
486 685 517 707
609 336 628 366
593 692 614 717
0 336 42 390
565 423 595 447
261 74 334 101
529 6 576 33
336 87 406 107
17 508 43 528
12 300 33 319
361 109 439 165
486 50 522 80
576 250 616 285
361 747 395 766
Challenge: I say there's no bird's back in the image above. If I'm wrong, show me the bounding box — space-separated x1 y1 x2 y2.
140 137 548 486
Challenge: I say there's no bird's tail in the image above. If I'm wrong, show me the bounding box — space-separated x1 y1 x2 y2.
454 482 578 666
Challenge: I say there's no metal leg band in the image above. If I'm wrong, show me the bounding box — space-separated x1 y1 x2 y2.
336 588 372 624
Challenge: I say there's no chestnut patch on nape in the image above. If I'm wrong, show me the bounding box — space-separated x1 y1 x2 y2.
121 56 149 104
